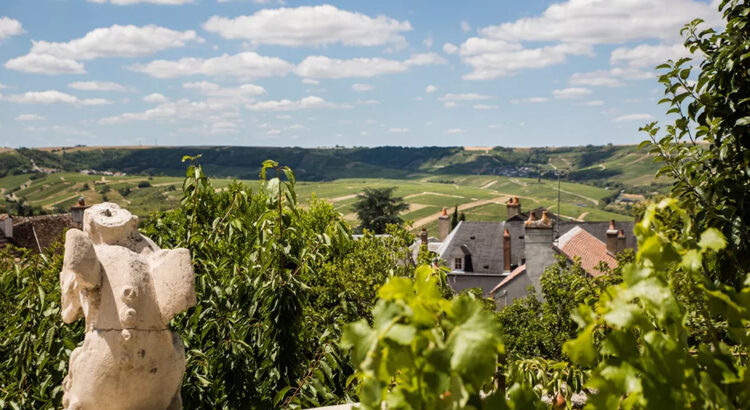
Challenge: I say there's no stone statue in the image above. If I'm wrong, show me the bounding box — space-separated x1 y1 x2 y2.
59 203 196 410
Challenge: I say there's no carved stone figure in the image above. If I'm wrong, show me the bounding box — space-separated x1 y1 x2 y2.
60 203 196 410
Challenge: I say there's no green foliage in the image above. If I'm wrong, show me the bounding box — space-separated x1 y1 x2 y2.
639 0 750 287
342 266 536 409
137 180 151 188
0 245 84 409
353 187 409 234
564 198 750 408
451 205 459 230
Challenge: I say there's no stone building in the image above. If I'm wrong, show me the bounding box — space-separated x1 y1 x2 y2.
418 198 636 307
0 198 91 253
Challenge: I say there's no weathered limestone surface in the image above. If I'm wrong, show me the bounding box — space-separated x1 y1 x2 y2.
60 203 196 410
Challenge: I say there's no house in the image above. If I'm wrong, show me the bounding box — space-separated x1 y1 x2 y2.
0 198 91 253
416 197 636 307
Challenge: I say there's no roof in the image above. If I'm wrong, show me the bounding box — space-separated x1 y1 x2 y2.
438 221 505 274
556 226 617 276
490 264 527 294
506 207 556 222
558 221 636 250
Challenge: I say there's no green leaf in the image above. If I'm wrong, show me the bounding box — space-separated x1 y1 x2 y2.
698 228 726 252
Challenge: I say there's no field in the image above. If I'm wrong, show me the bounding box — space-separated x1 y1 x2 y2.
0 170 636 234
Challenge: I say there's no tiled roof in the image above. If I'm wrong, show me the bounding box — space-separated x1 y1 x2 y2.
0 213 8 221
558 221 636 250
490 264 526 294
556 226 616 276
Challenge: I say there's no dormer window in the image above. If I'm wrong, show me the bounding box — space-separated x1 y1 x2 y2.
455 257 463 270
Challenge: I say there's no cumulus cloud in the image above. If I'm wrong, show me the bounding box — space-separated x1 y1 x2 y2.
460 21 471 33
245 96 348 111
510 97 548 104
88 0 194 4
142 93 168 103
404 52 447 66
129 52 294 78
425 85 437 93
5 54 85 75
183 81 267 97
351 83 374 92
479 0 720 44
296 56 406 79
446 128 466 134
454 0 720 80
553 87 592 99
69 81 128 92
203 5 411 48
3 90 112 105
444 101 456 108
100 98 237 124
15 114 45 122
578 100 604 106
6 24 201 75
443 43 458 54
0 17 24 40
439 93 493 101
610 43 694 68
613 113 655 122
388 127 409 133
569 68 654 87
473 104 497 110
301 78 319 85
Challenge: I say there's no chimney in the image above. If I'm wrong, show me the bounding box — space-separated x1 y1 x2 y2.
506 196 521 219
420 227 428 245
503 228 511 272
524 208 554 294
617 229 626 253
70 197 91 230
438 208 451 241
606 220 618 255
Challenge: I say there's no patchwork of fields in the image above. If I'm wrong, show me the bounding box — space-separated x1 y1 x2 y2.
1 171 636 233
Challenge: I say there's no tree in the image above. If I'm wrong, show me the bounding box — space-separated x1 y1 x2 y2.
640 0 750 287
352 187 408 234
459 212 466 222
450 205 459 229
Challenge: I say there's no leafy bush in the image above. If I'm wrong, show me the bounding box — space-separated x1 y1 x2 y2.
137 181 151 188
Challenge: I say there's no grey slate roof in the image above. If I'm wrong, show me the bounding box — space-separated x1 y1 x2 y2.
438 221 506 274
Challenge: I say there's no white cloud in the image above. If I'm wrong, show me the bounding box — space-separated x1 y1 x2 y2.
351 83 374 92
425 85 437 93
473 104 497 110
301 78 319 85
578 100 604 106
443 43 458 54
0 17 24 40
553 87 592 99
276 114 292 119
15 114 45 122
510 97 548 104
4 90 112 105
296 56 406 79
203 5 411 48
569 68 654 87
69 81 128 92
88 0 194 4
440 93 493 101
355 99 380 105
479 0 720 44
245 96 348 111
28 25 199 60
183 81 266 97
610 43 694 68
460 21 471 33
143 93 168 103
446 128 466 134
404 52 447 66
129 52 294 78
7 24 201 75
613 113 655 122
100 98 238 124
5 54 85 75
444 101 456 108
388 127 409 133
285 124 304 130
458 39 593 80
423 36 433 48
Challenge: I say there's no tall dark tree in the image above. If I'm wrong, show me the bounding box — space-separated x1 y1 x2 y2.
450 205 459 229
353 187 408 234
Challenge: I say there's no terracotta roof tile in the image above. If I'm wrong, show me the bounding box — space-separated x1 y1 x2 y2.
490 264 526 294
557 226 616 276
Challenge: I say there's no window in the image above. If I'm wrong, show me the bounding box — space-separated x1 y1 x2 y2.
454 257 463 270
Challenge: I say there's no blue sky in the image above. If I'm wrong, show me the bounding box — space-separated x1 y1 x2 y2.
0 0 721 148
